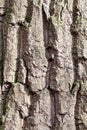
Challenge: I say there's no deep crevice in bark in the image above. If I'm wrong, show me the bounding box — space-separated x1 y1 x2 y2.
0 0 12 125
16 25 28 84
75 85 82 130
2 82 12 115
25 0 33 23
71 0 85 129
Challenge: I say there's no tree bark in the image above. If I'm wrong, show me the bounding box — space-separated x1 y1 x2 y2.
0 0 87 130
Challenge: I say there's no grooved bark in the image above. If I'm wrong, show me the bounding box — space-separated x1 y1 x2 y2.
0 0 87 130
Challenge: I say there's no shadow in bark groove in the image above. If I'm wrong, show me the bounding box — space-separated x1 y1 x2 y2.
71 0 84 129
0 0 12 86
25 0 33 23
16 25 28 84
22 91 40 130
0 0 15 124
71 0 80 81
74 84 82 130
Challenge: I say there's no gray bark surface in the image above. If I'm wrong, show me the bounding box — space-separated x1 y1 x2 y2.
0 0 87 130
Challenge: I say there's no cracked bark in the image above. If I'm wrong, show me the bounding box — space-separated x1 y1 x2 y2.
0 0 87 130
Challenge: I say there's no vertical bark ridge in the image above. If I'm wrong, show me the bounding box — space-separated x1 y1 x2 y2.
71 0 87 130
43 1 75 130
3 0 18 83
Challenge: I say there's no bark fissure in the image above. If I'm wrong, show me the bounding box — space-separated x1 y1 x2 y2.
71 0 87 130
0 0 87 130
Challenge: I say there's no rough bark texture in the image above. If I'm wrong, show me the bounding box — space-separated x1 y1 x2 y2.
0 0 87 130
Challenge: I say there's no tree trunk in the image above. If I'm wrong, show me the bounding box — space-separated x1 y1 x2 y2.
0 0 87 130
